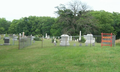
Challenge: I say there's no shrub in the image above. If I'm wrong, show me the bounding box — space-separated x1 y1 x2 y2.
80 37 86 43
34 35 41 41
116 42 120 46
96 37 101 43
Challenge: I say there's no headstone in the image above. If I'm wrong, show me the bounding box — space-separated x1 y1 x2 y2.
31 35 35 41
19 33 22 40
73 43 76 46
75 40 77 42
3 34 5 37
84 34 95 44
47 35 50 39
92 43 95 46
45 33 47 39
19 33 21 37
60 34 70 46
22 32 25 37
13 34 18 41
13 36 18 41
54 38 56 46
4 37 10 45
13 34 15 36
79 31 81 41
85 43 88 46
77 39 78 42
79 43 82 46
69 36 72 41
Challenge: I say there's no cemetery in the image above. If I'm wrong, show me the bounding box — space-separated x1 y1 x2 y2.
0 32 119 72
0 30 119 72
0 0 120 71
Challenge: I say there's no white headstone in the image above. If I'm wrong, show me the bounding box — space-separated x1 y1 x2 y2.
54 38 56 43
69 36 72 41
84 34 95 44
79 31 81 40
13 36 18 41
45 33 47 39
47 35 50 39
31 36 35 40
22 32 24 37
77 39 78 42
4 34 5 37
19 33 21 37
13 34 15 36
60 34 70 46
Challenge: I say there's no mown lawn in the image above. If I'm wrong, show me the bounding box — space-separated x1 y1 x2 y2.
0 41 120 72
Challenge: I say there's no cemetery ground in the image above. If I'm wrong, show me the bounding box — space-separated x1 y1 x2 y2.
0 40 120 72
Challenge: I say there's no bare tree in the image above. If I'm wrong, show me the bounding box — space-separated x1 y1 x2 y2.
68 0 88 16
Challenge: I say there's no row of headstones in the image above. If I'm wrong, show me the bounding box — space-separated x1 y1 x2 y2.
60 34 96 46
19 32 35 41
0 32 36 45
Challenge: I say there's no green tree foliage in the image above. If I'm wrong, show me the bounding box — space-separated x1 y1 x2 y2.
52 1 98 36
112 12 120 39
8 19 19 34
90 10 115 34
8 16 55 36
0 18 11 34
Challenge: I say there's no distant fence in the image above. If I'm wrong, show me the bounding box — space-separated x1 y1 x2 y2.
0 34 19 45
18 36 32 49
0 34 33 49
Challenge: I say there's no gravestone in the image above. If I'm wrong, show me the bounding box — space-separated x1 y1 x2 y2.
4 37 10 45
79 31 81 41
60 34 70 46
45 33 47 39
47 35 50 39
84 34 95 44
77 39 78 42
13 34 18 41
73 43 76 46
3 34 5 37
31 35 35 41
22 32 25 37
30 35 35 43
69 36 72 41
54 38 56 46
79 43 82 46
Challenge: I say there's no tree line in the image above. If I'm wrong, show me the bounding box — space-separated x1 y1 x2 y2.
0 1 120 39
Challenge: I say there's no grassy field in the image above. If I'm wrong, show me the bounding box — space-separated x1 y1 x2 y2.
0 40 120 72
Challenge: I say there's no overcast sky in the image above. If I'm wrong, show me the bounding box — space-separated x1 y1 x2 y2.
0 0 120 21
